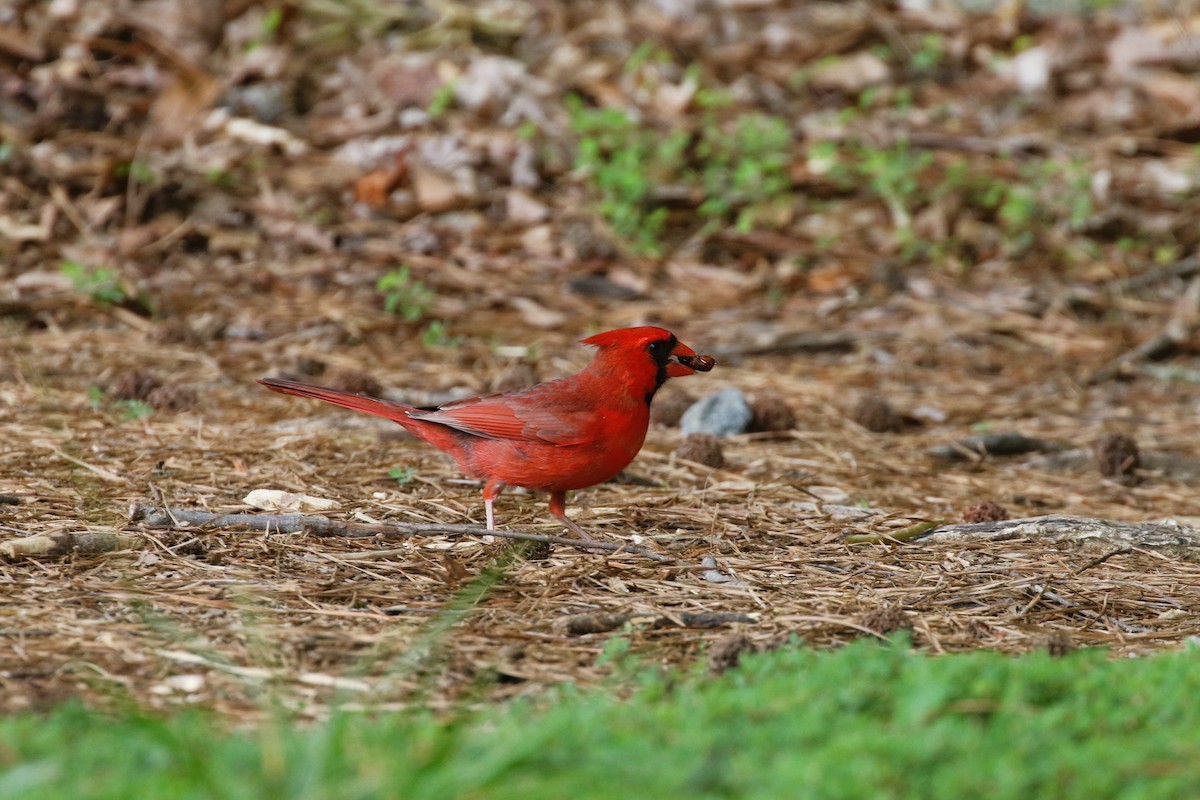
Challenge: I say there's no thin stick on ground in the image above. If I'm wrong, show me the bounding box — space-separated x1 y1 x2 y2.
129 503 677 563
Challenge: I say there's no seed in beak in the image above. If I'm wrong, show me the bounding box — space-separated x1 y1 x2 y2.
676 354 716 372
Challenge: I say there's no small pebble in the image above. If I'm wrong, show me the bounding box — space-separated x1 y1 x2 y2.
680 387 752 437
224 83 288 124
675 433 725 468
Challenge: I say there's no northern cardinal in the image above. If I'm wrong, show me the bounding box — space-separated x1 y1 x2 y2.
259 326 715 538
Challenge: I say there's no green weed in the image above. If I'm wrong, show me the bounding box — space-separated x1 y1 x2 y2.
569 96 688 255
421 320 461 349
60 261 126 306
427 82 456 120
910 33 945 74
569 95 793 253
113 160 159 186
86 386 154 421
696 113 792 232
388 466 416 483
115 400 155 421
377 266 435 321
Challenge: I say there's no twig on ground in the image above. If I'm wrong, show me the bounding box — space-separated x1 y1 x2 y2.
1021 583 1144 634
715 330 861 358
845 520 943 545
565 610 758 636
1091 273 1200 383
1073 547 1132 575
1110 256 1200 294
926 432 1065 461
42 446 125 482
129 503 677 563
1 531 142 559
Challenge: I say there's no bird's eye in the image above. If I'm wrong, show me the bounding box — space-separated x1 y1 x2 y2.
647 339 669 358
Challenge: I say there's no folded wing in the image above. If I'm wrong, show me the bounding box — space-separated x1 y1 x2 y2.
410 398 593 446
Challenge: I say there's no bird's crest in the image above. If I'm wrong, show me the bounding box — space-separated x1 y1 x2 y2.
579 326 674 349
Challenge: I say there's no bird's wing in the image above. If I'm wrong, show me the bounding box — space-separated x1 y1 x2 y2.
409 398 593 446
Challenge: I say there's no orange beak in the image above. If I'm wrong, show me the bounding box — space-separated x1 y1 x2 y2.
667 341 717 377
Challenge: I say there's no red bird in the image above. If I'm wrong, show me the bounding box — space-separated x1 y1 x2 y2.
258 326 714 538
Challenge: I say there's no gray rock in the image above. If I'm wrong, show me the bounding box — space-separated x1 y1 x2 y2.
225 83 288 124
680 388 752 437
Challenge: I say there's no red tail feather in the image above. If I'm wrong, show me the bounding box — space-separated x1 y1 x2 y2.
257 379 414 423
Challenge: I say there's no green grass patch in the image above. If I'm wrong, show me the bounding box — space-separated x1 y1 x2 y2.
567 96 793 256
3 638 1199 799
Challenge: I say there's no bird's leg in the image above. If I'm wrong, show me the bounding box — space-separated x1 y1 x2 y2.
549 490 596 541
482 480 505 531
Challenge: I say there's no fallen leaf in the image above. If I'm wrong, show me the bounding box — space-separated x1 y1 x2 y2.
411 161 475 212
505 189 549 224
809 52 890 93
243 489 339 513
509 296 566 328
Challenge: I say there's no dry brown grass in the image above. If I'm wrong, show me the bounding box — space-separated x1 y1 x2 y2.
5 287 1200 719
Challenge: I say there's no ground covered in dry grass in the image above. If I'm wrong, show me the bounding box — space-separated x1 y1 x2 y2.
3 0 1200 718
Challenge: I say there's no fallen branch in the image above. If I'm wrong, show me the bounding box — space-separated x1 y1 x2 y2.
1 531 142 559
913 515 1200 563
129 504 676 564
565 610 758 636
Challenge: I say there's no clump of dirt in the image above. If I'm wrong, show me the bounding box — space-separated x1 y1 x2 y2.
111 370 196 411
1043 631 1076 657
851 395 905 433
1094 432 1139 479
147 385 198 411
962 501 1009 524
708 633 756 674
111 370 162 402
748 394 796 432
675 433 725 468
860 605 912 636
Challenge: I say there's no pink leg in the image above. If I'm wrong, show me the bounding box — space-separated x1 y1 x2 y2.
549 490 595 541
483 480 505 531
